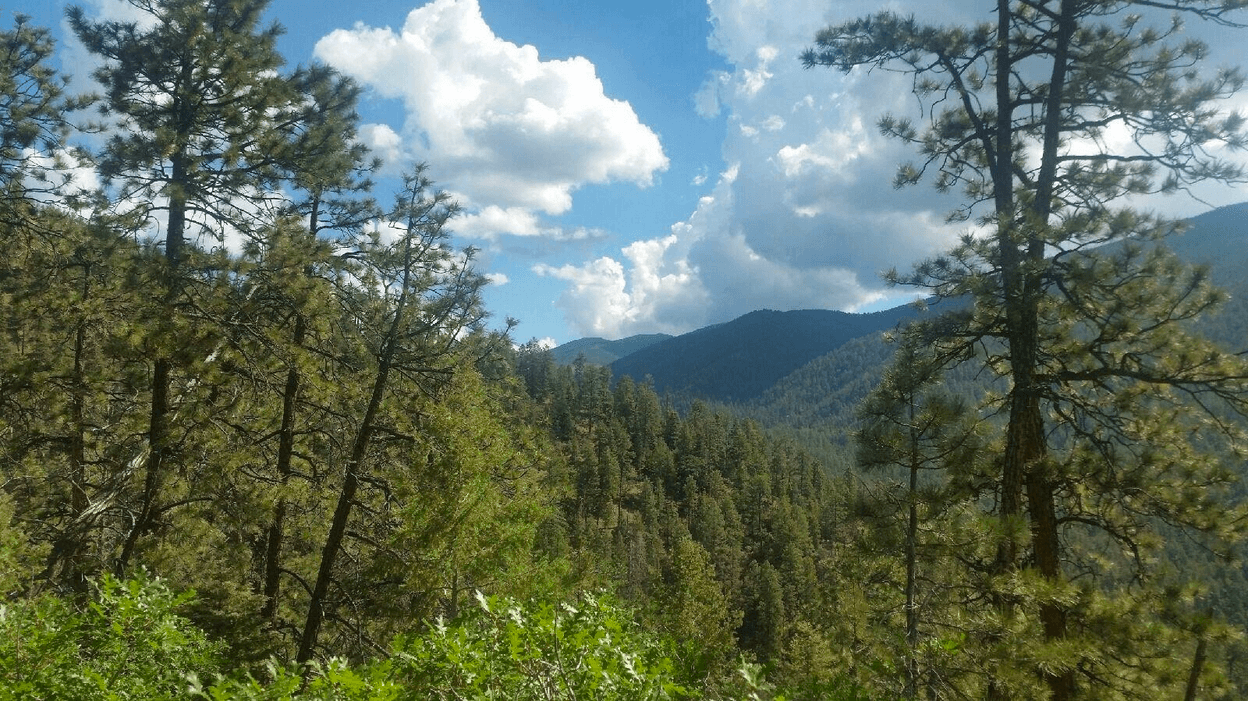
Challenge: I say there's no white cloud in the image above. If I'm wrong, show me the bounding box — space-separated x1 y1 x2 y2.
534 233 709 338
359 123 406 171
540 0 973 337
315 0 668 238
760 115 786 132
774 121 868 180
533 257 633 337
694 71 730 118
455 205 546 239
535 152 950 338
454 204 608 242
70 0 159 29
738 46 779 97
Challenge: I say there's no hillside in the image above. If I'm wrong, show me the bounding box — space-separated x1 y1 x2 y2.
549 333 672 366
561 202 1248 436
1166 202 1248 351
607 306 927 403
736 202 1248 431
1167 201 1248 274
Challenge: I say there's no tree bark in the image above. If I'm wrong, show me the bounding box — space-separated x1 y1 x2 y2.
261 311 306 624
904 391 921 699
1024 3 1078 697
1185 626 1209 701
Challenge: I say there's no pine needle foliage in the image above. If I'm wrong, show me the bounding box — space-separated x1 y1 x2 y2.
806 2 1248 698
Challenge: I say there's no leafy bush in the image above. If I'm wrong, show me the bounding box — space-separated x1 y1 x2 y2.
0 572 222 700
394 591 692 700
204 591 698 700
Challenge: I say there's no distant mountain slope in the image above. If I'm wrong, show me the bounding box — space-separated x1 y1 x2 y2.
557 202 1246 419
1167 201 1248 275
551 333 672 366
736 201 1248 433
1158 202 1248 352
608 307 926 403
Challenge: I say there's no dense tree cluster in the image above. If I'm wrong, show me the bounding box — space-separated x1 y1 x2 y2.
515 347 881 696
1 0 554 675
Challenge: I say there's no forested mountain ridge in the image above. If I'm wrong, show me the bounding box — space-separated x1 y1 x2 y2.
1165 202 1248 350
1167 201 1248 274
603 306 930 403
736 202 1248 433
551 202 1248 435
550 333 672 366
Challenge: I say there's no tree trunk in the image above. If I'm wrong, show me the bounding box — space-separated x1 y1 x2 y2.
43 273 93 595
986 4 1019 697
1184 634 1208 701
1184 611 1211 701
116 145 189 575
297 232 414 664
1025 3 1077 697
904 396 920 699
260 313 305 624
263 198 324 622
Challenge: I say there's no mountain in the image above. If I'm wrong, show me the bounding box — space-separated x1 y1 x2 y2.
551 203 1247 419
1166 201 1248 276
1152 202 1248 351
623 202 1245 418
607 306 934 403
733 202 1248 434
550 333 672 366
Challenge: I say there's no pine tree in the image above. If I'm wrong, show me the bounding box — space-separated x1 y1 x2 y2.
246 64 380 629
0 204 146 595
0 14 86 215
1 15 95 593
296 167 486 663
660 536 741 689
69 0 296 572
805 2 1248 697
856 336 982 697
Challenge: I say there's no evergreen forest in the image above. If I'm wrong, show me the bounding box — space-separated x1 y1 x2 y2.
3 1 1248 700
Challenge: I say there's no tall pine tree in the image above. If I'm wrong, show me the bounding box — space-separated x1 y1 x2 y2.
805 2 1248 697
69 0 296 573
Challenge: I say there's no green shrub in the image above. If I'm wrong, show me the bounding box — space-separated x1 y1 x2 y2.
392 591 692 700
204 591 697 700
0 572 223 700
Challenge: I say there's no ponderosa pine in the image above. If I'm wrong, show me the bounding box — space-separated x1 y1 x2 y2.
805 1 1248 697
69 0 295 573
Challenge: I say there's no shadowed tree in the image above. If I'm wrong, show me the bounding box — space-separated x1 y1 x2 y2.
856 336 981 698
0 14 143 596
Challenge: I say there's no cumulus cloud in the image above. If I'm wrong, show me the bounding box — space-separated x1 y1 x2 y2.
534 232 708 339
314 0 668 237
453 203 609 242
541 0 975 338
358 124 407 171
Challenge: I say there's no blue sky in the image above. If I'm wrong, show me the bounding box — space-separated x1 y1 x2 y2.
13 0 1248 345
